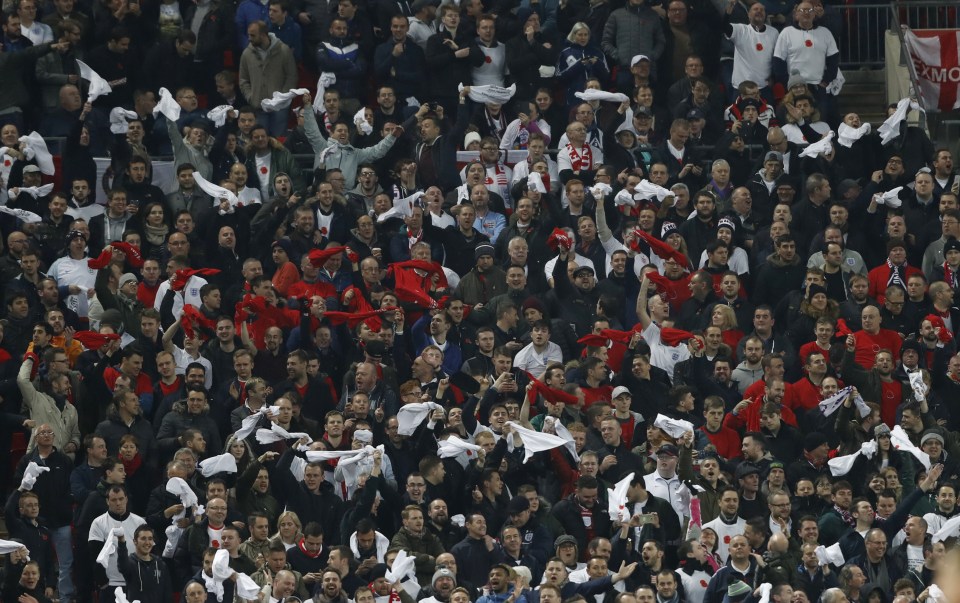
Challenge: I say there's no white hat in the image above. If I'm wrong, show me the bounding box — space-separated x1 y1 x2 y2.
631 55 651 67
464 131 481 148
612 386 632 399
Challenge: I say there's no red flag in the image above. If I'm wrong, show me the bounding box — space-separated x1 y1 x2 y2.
660 327 696 347
73 330 120 349
645 271 672 292
308 247 348 267
524 372 579 405
323 307 397 328
633 230 688 267
925 314 954 343
547 228 573 252
172 268 220 291
835 318 853 337
112 242 144 268
598 328 640 345
390 259 448 291
577 334 611 348
394 284 441 309
87 248 112 269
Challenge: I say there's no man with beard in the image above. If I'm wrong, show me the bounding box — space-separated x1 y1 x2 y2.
428 500 462 551
315 568 350 603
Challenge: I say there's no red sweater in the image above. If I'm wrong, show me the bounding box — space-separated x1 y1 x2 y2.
723 395 798 432
852 329 902 369
798 340 831 366
743 379 802 411
699 424 742 460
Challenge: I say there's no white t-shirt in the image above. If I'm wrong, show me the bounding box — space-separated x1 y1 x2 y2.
513 341 564 377
153 275 209 315
728 24 779 89
702 515 746 563
772 26 839 85
641 322 691 382
89 512 147 586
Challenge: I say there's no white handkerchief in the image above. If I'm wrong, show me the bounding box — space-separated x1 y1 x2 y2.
634 179 673 202
96 527 125 568
377 191 423 223
874 186 903 208
76 59 112 102
206 105 234 128
234 572 261 600
527 172 546 193
109 107 138 134
198 453 238 477
505 421 571 463
233 410 265 442
261 88 309 112
654 414 694 439
20 462 50 491
836 122 871 148
799 131 835 158
891 425 932 469
607 471 635 522
575 90 629 103
909 370 927 402
315 73 337 113
154 87 182 122
590 182 612 199
551 419 580 462
828 440 877 476
438 435 482 459
459 83 516 105
19 132 54 175
397 402 443 436
0 539 28 558
815 543 844 566
354 429 373 443
853 394 871 418
928 584 947 603
0 206 43 224
353 107 373 135
211 549 234 601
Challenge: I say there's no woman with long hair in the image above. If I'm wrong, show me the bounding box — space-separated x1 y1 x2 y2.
271 510 303 551
139 202 170 261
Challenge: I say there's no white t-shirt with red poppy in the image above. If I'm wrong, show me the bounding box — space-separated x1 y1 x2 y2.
702 514 746 564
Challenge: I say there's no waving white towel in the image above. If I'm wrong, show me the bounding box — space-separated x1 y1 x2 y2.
233 410 267 442
192 171 240 207
873 186 903 208
166 477 198 509
162 477 197 559
879 97 921 145
614 189 636 207
828 440 877 476
261 88 309 112
109 107 138 134
96 527 126 568
0 206 43 224
305 448 366 463
438 435 482 459
575 90 629 103
314 73 337 113
799 131 835 158
815 543 844 566
932 514 960 542
353 107 373 135
837 122 871 148
654 414 694 439
634 179 673 203
459 83 516 105
0 539 28 558
756 583 773 603
210 549 234 601
927 584 947 603
607 472 635 522
527 172 547 193
397 402 443 436
256 423 310 444
154 87 182 122
20 462 50 491
199 453 238 477
852 393 871 418
353 429 373 443
76 59 112 102
19 132 54 175
289 456 307 481
338 445 384 487
206 105 234 128
13 184 55 198
817 386 853 417
590 182 612 199
386 549 417 583
114 586 140 603
377 190 424 223
547 417 581 462
505 421 571 463
891 425 932 469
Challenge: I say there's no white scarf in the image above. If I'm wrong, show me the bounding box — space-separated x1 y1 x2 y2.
256 423 311 444
191 171 241 212
114 586 141 603
349 530 390 561
505 421 571 463
0 539 28 558
575 90 629 103
607 471 635 522
634 180 673 203
654 414 694 439
397 402 443 436
836 122 871 148
154 87 182 122
879 97 921 145
828 440 877 476
19 132 54 175
527 172 547 193
0 205 43 224
798 131 835 158
437 435 482 459
873 186 903 208
211 549 261 601
459 82 516 105
756 583 773 603
314 73 337 114
933 515 960 542
19 462 50 491
13 184 54 198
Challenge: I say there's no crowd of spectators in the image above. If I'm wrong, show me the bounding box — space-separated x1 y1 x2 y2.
1 0 960 603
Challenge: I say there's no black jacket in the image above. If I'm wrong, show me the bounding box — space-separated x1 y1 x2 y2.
116 541 174 603
551 492 612 549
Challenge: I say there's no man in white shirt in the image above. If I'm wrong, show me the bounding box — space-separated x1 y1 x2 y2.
513 319 562 377
89 486 147 591
724 0 778 94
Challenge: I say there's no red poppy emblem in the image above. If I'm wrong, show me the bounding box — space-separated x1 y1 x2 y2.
700 580 708 587
723 535 731 543
320 227 328 235
260 166 268 175
212 540 220 548
484 55 492 63
3 159 9 167
756 43 763 51
805 39 813 47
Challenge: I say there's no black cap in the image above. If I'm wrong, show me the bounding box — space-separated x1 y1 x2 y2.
364 339 386 358
735 462 759 480
807 283 828 299
945 237 960 255
686 108 705 121
657 444 679 457
803 432 828 452
573 264 595 277
507 495 530 514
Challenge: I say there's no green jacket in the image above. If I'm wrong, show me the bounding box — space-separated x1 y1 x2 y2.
389 527 445 584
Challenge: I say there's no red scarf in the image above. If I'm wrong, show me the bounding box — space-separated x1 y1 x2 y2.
945 261 958 289
566 143 593 171
297 538 323 558
122 453 143 476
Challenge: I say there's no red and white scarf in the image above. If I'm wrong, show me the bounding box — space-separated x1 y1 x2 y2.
945 261 958 289
484 163 509 197
566 143 593 171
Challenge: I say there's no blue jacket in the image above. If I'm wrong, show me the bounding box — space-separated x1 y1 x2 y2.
269 16 303 60
235 0 269 49
316 37 367 100
555 42 609 105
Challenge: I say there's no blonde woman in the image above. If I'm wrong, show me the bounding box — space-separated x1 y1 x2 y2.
271 511 303 551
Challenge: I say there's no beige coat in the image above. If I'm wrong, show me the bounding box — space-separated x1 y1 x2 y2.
238 33 298 106
18 357 80 459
